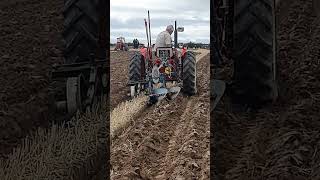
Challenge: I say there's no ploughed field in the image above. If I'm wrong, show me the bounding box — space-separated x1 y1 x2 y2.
110 49 211 179
0 0 64 159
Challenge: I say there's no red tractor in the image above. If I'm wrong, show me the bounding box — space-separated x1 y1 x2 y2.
114 37 128 51
128 12 196 104
212 0 320 110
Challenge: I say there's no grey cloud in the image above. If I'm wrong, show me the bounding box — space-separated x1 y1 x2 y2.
111 17 209 29
110 0 209 43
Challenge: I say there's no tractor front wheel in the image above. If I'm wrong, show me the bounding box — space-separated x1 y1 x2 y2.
182 51 197 95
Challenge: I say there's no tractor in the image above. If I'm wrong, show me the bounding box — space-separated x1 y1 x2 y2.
128 11 197 105
212 0 278 109
114 37 128 51
212 0 320 110
48 0 107 121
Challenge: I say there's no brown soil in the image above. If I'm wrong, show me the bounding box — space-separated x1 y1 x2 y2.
214 0 320 179
0 0 63 159
110 51 136 109
110 53 210 179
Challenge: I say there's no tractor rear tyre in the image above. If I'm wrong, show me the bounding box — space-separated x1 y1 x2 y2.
57 0 106 116
231 0 278 106
182 51 197 95
63 0 102 64
129 52 144 97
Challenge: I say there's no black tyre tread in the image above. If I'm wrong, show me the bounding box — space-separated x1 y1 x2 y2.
129 53 143 82
232 0 277 105
63 0 100 64
183 51 197 95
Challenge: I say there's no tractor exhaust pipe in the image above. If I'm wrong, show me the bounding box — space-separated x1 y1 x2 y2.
148 10 152 58
174 21 178 48
144 10 153 59
144 18 150 59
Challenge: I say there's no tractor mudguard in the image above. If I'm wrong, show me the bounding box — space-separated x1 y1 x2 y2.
181 47 188 59
140 47 153 62
140 48 148 60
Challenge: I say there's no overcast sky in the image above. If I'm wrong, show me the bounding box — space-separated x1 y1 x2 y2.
110 0 210 44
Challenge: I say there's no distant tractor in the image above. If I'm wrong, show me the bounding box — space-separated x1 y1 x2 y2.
114 37 128 51
128 11 196 105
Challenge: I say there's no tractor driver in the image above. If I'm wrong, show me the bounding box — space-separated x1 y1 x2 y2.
154 25 174 51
